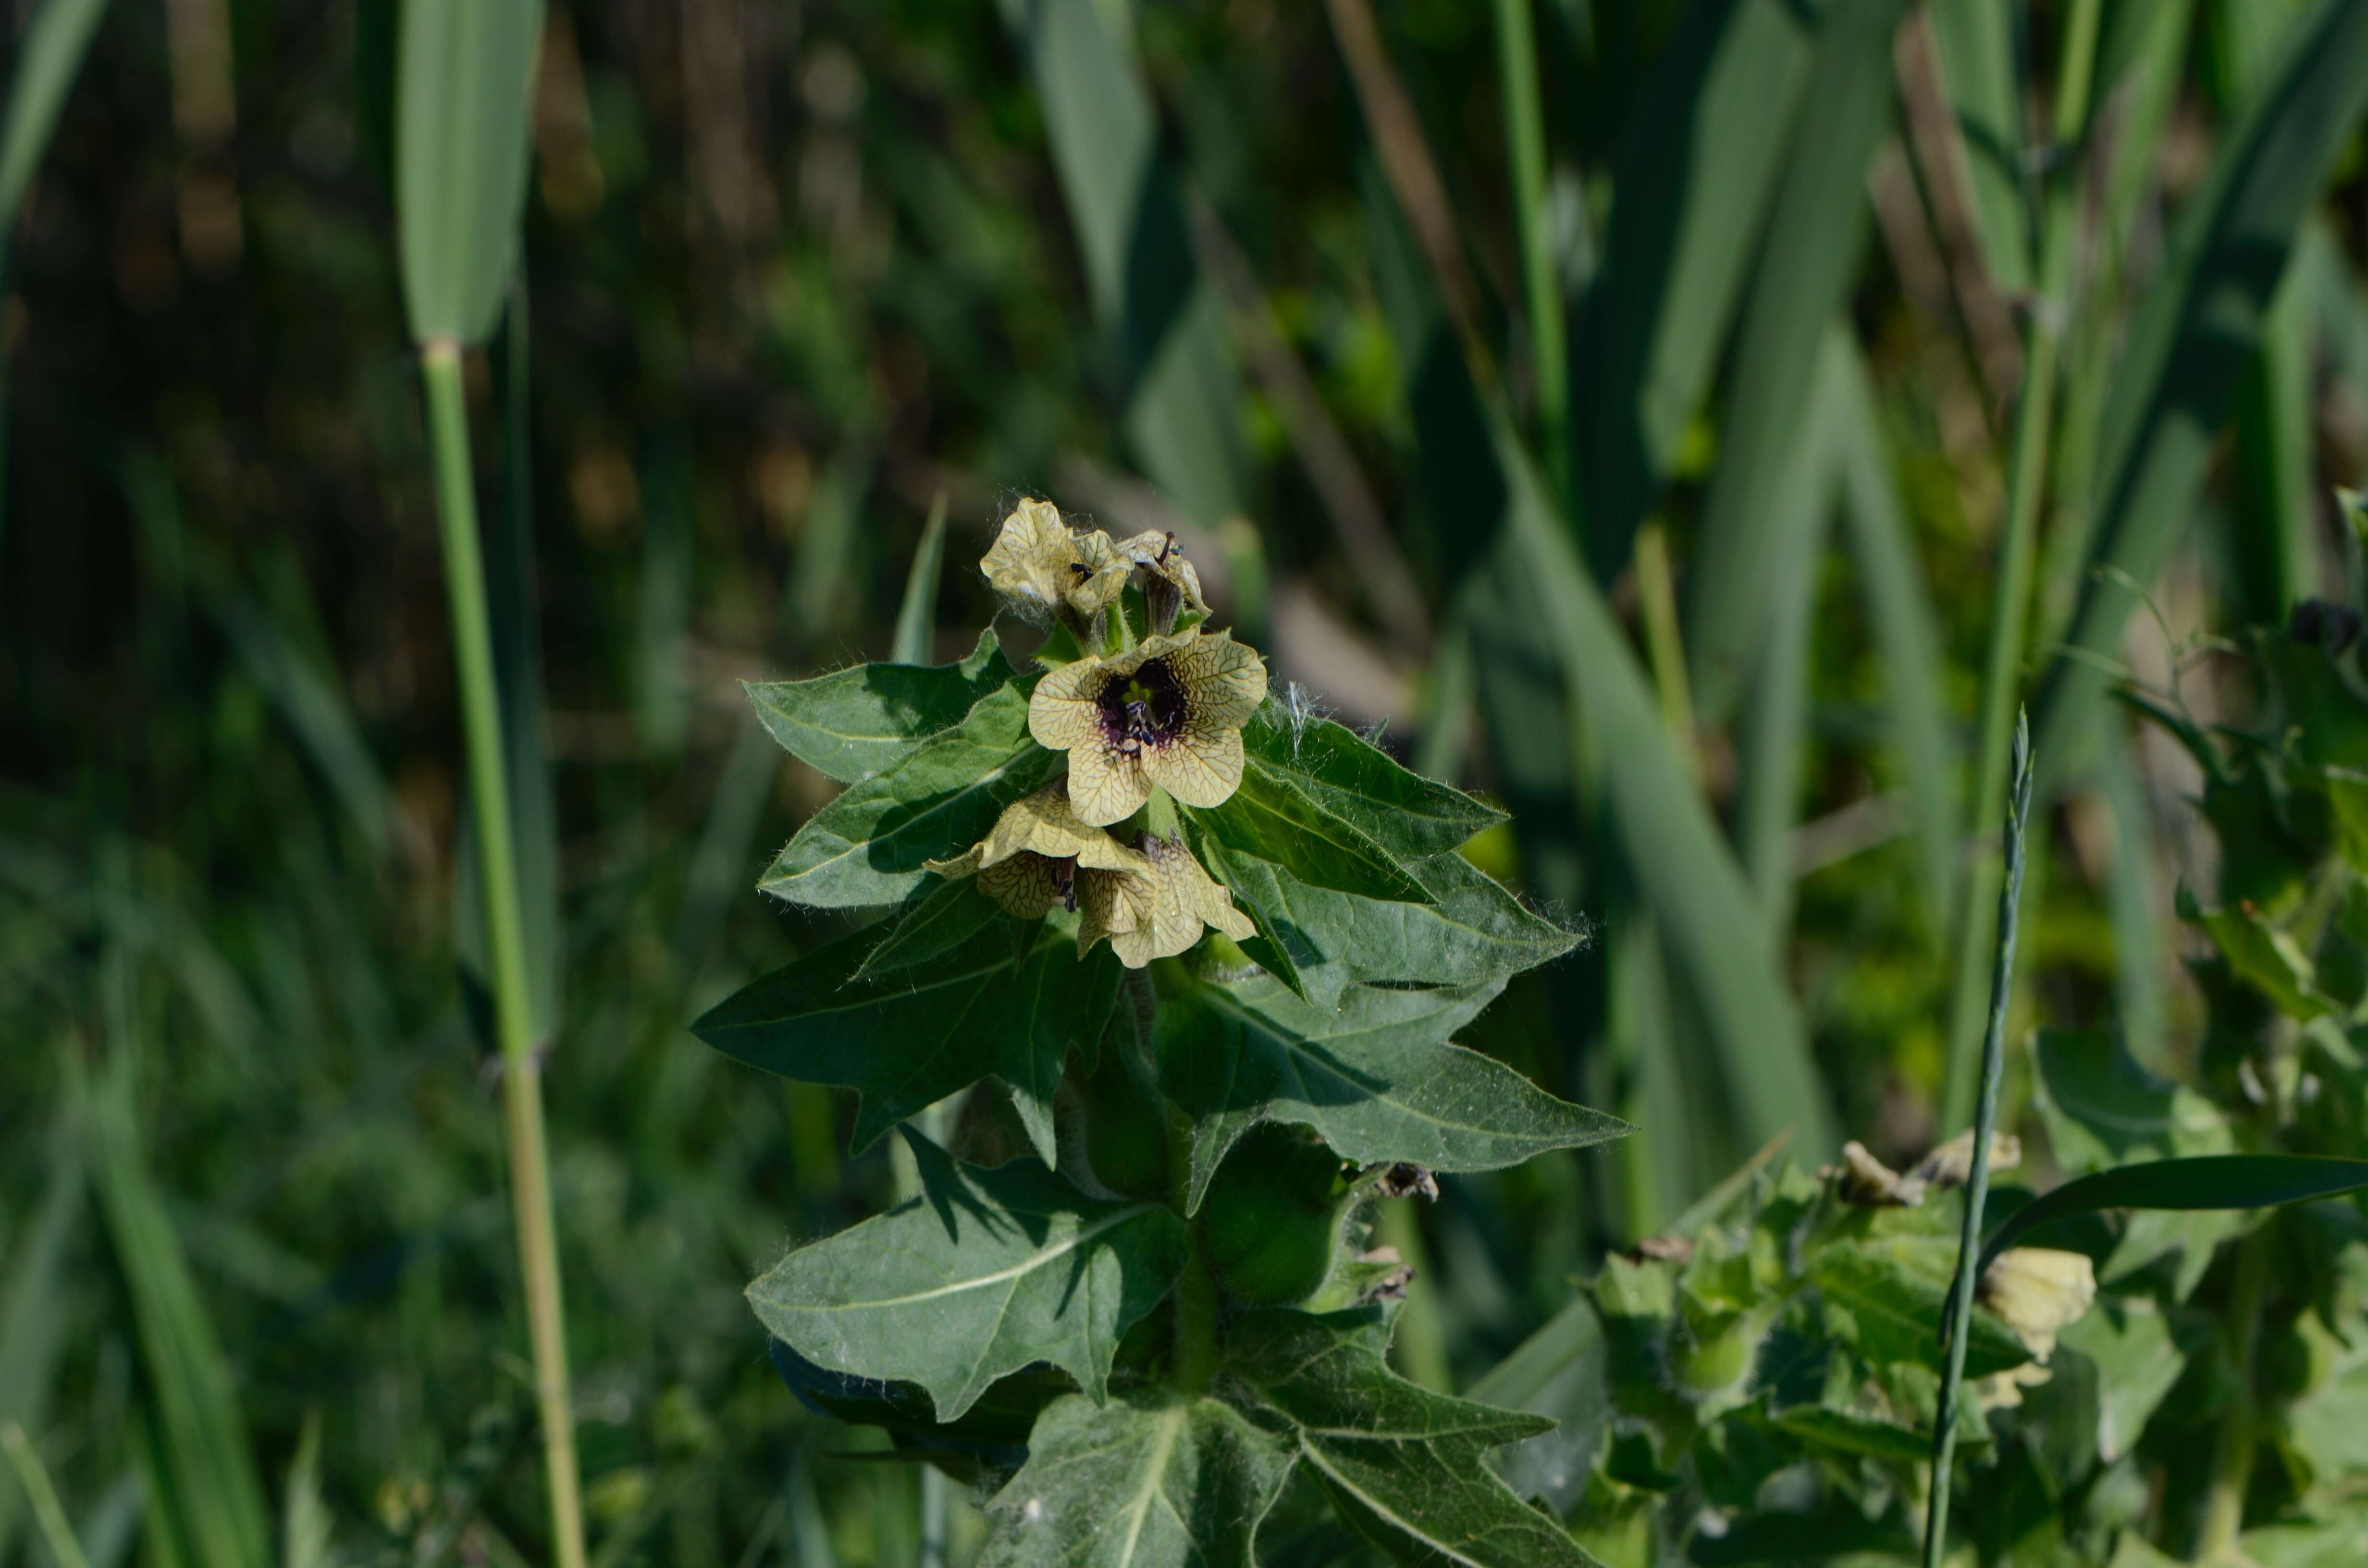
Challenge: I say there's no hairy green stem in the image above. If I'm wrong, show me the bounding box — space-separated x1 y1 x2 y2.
1492 0 1568 509
422 342 588 1568
1940 0 2100 1129
1167 1109 1221 1395
2196 1226 2271 1560
1924 711 2035 1568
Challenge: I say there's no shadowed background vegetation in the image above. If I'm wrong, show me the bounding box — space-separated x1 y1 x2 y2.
4 0 2368 1562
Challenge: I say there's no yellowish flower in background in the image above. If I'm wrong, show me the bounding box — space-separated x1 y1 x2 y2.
1978 1247 2097 1361
1028 628 1267 825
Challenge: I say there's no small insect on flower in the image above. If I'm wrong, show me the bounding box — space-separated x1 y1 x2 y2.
1027 628 1268 826
1978 1247 2097 1362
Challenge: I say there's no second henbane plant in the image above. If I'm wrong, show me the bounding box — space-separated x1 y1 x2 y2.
693 502 1628 1563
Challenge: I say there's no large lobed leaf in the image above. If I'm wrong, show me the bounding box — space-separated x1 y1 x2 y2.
747 1134 1187 1423
1205 846 1578 1014
976 1394 1294 1568
1222 1311 1603 1568
746 627 1016 784
1239 703 1505 860
1155 968 1629 1213
693 919 1120 1163
761 681 1061 908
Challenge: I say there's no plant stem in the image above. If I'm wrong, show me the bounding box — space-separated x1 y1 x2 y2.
1492 0 1569 510
2197 1225 2271 1560
1165 1103 1221 1395
1940 0 2101 1130
421 342 588 1568
1924 711 2035 1568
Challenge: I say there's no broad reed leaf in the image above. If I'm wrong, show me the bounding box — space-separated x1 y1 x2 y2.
1575 0 1829 571
1977 1155 2368 1274
747 629 1016 784
2034 0 2368 780
1925 0 2028 292
747 1133 1187 1422
995 0 1244 523
1496 419 1838 1163
760 682 1058 908
694 921 1119 1164
395 0 543 345
1832 334 1957 923
0 0 110 257
1224 1311 1601 1568
1686 0 1901 719
1156 969 1628 1213
976 1394 1294 1568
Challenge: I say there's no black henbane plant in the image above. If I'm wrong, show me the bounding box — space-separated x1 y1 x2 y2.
694 501 1629 1564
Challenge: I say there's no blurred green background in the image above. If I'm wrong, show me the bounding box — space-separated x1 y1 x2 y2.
4 0 2368 1562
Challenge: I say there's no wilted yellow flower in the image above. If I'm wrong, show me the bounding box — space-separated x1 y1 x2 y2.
979 499 1076 617
979 500 1132 627
1028 628 1267 826
925 782 1147 922
1912 1129 2022 1189
1830 1141 1925 1207
1115 529 1208 634
1094 833 1257 968
1979 1247 2096 1361
924 787 1251 967
1974 1360 2054 1411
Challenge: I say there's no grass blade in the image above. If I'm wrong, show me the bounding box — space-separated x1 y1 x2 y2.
1492 0 1569 504
395 0 543 345
86 1050 271 1568
1685 0 1902 720
2032 0 2368 784
0 1424 90 1568
1924 710 2034 1568
1573 0 1826 573
0 1131 80 1568
892 494 948 666
996 0 1246 523
1940 0 2103 1128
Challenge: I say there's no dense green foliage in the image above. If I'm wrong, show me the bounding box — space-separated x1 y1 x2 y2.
8 0 2368 1562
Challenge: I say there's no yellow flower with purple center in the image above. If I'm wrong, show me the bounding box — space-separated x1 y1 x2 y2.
1027 628 1267 827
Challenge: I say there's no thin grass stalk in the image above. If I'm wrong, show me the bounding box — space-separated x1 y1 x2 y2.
1492 0 1569 509
1923 709 2034 1568
0 1422 90 1568
1939 0 2101 1130
420 341 587 1568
